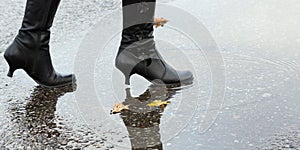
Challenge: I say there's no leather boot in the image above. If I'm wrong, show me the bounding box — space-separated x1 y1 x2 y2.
4 0 75 88
116 0 193 86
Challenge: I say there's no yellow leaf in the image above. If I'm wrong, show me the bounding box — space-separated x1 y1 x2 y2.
111 103 129 114
147 100 170 107
154 17 168 28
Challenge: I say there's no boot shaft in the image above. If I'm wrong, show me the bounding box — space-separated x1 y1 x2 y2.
21 0 61 31
117 0 158 61
15 0 60 51
121 0 156 43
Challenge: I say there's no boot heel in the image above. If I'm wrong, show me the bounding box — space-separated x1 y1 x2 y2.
124 73 131 85
116 63 136 85
120 68 132 85
4 53 20 78
7 67 17 78
115 51 142 85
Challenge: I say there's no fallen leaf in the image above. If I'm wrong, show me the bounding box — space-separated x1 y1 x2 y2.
111 103 129 114
147 100 170 107
154 17 168 28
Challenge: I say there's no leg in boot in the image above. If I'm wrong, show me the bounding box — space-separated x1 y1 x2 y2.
116 0 193 86
4 0 75 88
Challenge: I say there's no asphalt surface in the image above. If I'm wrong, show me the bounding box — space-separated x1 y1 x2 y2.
0 0 300 149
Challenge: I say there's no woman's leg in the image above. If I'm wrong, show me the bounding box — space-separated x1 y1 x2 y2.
116 0 193 86
4 0 75 88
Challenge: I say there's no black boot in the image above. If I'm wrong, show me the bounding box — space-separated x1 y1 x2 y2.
4 0 75 88
116 0 193 86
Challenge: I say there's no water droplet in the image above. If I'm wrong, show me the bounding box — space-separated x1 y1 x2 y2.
262 93 272 98
234 140 239 143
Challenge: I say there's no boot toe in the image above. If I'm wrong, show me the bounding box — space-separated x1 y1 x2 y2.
55 73 76 87
37 73 76 88
177 70 194 84
158 69 193 86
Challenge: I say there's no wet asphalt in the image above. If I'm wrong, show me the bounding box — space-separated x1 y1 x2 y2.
1 0 300 149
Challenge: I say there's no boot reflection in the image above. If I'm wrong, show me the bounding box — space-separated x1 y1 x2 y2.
120 85 177 150
23 85 76 147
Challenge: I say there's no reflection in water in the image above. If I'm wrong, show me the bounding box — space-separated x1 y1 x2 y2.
119 85 178 150
3 85 76 148
23 85 76 146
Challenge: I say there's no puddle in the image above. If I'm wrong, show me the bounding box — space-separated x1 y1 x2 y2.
0 0 300 149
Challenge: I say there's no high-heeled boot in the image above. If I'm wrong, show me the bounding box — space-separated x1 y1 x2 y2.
4 0 75 88
115 0 193 86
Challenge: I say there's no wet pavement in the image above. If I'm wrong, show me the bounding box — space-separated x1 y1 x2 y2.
1 0 300 149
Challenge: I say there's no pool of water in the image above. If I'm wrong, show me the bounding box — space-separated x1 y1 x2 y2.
0 0 299 149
